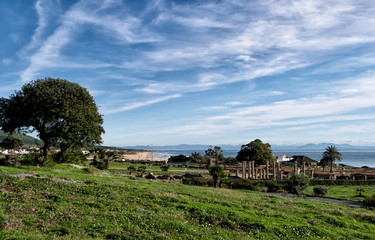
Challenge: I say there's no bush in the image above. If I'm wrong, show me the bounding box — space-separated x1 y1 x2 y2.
20 153 44 166
356 187 365 197
50 151 87 164
128 166 136 174
168 154 191 163
363 195 375 209
137 166 147 173
182 177 211 186
313 186 328 197
160 165 170 171
286 174 309 197
265 181 282 192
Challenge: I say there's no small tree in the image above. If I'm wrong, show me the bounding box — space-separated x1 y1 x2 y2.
318 156 330 172
0 135 23 150
208 165 226 188
205 146 224 161
287 174 309 197
191 152 204 163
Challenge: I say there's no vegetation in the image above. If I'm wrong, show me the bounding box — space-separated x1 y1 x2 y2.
205 146 224 161
286 174 309 197
168 154 191 163
0 135 23 150
313 186 328 197
0 164 375 239
236 139 274 166
160 165 170 172
0 77 104 160
208 165 226 188
322 145 342 172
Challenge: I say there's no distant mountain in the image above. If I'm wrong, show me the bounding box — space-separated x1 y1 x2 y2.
122 143 375 151
0 130 42 147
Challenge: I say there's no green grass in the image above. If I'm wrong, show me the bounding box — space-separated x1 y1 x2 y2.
305 185 375 201
110 162 208 175
1 164 375 239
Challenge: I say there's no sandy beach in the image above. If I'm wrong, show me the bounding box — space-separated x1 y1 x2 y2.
121 151 167 162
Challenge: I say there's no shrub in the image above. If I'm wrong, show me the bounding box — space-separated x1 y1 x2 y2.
265 181 282 192
20 152 43 166
50 151 87 164
286 174 309 197
356 187 365 197
363 195 375 209
128 166 136 174
313 186 328 197
137 166 147 173
160 165 170 172
182 177 211 186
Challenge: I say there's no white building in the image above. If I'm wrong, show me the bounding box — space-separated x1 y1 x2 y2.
274 155 290 163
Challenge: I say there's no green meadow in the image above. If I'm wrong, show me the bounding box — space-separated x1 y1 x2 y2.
1 164 375 239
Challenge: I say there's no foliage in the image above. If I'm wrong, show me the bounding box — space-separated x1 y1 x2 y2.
160 165 170 171
168 154 191 163
191 152 204 163
205 146 224 161
286 174 309 197
91 148 117 170
318 156 330 172
50 151 87 164
313 186 328 197
236 139 274 166
182 177 212 187
223 157 238 165
356 187 365 197
0 77 104 159
137 166 147 173
127 166 136 174
0 135 23 150
322 145 342 173
208 165 227 188
363 195 375 209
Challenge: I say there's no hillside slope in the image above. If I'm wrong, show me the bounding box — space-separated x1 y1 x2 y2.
0 130 42 147
0 164 374 239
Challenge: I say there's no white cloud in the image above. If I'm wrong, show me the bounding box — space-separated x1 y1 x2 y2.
102 94 182 114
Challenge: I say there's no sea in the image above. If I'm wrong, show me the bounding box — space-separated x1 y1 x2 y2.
153 149 375 168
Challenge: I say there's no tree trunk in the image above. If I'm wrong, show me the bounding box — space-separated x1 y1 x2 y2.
42 142 51 161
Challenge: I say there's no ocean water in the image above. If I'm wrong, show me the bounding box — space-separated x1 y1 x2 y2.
153 149 375 168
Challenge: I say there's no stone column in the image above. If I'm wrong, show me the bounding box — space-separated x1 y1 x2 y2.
242 161 246 179
294 160 297 175
236 169 239 177
251 161 255 179
273 161 276 180
277 162 281 179
311 170 314 179
248 161 251 179
266 161 269 179
302 161 306 175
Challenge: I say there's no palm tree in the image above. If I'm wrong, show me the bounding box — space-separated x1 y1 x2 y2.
322 145 342 173
318 156 330 172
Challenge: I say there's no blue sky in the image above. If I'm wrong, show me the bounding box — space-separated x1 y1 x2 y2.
1 0 375 147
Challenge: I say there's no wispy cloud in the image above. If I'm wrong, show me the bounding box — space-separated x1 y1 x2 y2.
102 94 182 115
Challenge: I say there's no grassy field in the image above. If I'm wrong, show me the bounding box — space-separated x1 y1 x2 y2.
305 185 375 201
1 164 375 239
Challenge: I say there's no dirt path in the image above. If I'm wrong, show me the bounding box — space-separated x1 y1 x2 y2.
263 192 362 207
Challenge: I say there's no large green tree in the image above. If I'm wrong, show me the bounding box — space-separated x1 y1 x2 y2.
0 77 104 159
322 145 342 172
236 139 274 166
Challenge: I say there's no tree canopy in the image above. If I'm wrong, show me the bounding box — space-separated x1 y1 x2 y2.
322 145 342 172
205 146 224 161
236 139 274 166
0 135 23 150
0 77 104 159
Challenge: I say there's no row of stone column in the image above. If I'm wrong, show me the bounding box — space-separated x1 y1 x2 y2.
240 161 283 180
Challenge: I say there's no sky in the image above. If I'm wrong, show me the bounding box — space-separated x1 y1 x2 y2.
1 0 375 147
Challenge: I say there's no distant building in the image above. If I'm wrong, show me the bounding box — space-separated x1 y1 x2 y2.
290 155 318 166
274 155 290 163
